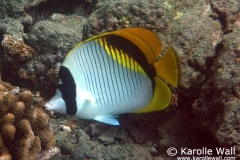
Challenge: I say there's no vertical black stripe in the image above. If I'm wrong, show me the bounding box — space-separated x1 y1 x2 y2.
126 51 134 97
106 44 118 105
58 66 77 115
88 42 98 93
120 50 129 98
134 61 141 91
82 44 94 94
110 45 121 104
105 46 113 103
75 50 90 91
125 54 133 97
100 40 113 106
86 42 102 105
137 65 143 86
74 52 81 73
114 47 124 101
79 46 92 92
87 43 97 94
129 58 137 97
96 41 109 107
132 59 139 92
93 42 107 106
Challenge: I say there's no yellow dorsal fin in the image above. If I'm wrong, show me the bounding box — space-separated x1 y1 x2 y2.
153 46 181 88
135 77 171 113
66 28 162 64
109 28 162 64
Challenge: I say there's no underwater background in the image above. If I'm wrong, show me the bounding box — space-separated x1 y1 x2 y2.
0 0 240 159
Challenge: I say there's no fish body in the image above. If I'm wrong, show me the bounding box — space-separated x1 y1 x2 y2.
45 28 181 125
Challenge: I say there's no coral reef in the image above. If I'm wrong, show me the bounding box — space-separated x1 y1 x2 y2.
0 80 57 159
0 0 240 159
1 34 36 64
1 34 59 98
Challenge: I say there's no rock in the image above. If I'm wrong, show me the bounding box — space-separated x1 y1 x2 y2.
86 122 109 138
98 134 114 145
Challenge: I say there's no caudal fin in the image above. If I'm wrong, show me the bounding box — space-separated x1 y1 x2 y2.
153 46 181 88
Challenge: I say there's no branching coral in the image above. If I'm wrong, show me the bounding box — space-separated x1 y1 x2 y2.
0 80 57 159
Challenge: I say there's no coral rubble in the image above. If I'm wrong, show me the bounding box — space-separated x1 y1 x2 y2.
0 80 57 159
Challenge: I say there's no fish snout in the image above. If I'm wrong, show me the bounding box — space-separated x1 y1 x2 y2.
44 101 53 111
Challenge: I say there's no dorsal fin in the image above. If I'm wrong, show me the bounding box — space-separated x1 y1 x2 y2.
66 28 162 65
108 28 162 64
153 46 181 88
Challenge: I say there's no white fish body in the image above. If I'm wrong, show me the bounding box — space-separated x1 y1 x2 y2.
45 28 181 125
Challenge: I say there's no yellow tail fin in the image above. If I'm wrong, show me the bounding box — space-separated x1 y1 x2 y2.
135 77 171 113
153 46 181 88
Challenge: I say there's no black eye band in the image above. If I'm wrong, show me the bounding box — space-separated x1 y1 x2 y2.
58 66 77 115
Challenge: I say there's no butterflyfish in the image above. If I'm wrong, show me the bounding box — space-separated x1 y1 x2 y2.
45 28 181 125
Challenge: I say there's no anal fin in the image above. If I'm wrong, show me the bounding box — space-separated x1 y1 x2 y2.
135 77 171 113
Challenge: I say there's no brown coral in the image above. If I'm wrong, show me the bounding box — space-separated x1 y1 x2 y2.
12 119 35 159
12 101 25 121
2 113 15 125
38 128 56 148
29 136 41 158
0 81 57 159
30 107 50 130
1 34 36 63
0 136 10 157
0 84 7 91
15 119 34 139
0 94 4 107
1 93 16 116
19 90 34 108
2 124 16 143
0 154 11 160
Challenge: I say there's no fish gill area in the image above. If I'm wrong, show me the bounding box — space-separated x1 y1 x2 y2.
0 0 240 159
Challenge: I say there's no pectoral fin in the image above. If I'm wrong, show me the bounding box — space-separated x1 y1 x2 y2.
95 115 120 125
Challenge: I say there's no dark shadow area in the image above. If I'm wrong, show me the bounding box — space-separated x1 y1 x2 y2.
23 0 96 33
